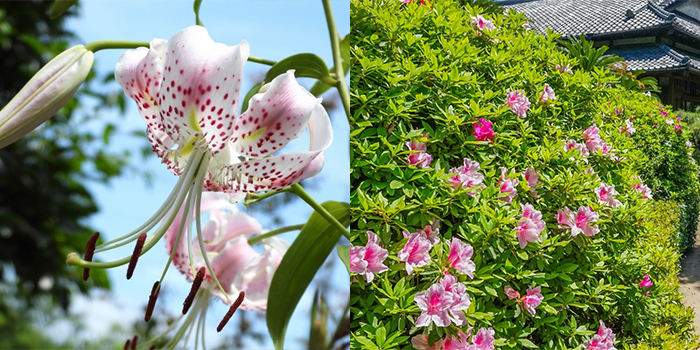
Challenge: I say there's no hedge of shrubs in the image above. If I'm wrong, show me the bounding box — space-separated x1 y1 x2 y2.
350 0 700 349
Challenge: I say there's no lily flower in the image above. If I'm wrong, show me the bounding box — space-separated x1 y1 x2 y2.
165 192 288 311
142 191 288 348
76 26 332 279
0 45 94 149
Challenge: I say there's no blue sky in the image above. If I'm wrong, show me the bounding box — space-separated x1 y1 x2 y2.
49 1 350 348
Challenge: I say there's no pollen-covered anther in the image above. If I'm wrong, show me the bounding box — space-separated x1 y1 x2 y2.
82 231 100 281
123 339 130 350
126 233 147 280
145 281 160 322
182 267 206 314
217 291 245 332
130 335 138 350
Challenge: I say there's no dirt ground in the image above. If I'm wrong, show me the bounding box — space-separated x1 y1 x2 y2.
679 224 700 335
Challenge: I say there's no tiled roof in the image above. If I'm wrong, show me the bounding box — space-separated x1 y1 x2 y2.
607 44 691 71
502 0 700 40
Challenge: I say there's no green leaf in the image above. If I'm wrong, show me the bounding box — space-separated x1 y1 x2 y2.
267 201 350 350
264 53 336 86
193 0 203 26
337 245 350 274
519 339 539 348
389 180 404 189
50 0 77 19
241 81 262 113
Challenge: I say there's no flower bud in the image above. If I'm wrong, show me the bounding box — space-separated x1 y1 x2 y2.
0 45 94 148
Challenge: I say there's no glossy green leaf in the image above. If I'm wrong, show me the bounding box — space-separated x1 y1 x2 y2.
267 201 350 350
337 245 350 274
264 53 336 87
241 81 262 113
50 0 77 19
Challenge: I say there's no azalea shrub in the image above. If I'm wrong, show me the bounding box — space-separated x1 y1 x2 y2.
601 91 700 250
350 0 699 349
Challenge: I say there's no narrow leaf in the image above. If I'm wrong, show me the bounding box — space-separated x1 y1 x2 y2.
337 245 350 274
267 201 350 350
50 0 77 19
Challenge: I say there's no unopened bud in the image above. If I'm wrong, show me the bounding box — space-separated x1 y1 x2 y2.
0 45 94 149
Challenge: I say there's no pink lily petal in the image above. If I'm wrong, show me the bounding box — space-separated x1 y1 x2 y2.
158 26 249 154
232 71 322 158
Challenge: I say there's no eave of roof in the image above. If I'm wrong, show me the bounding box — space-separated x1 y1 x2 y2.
502 0 700 43
607 44 700 75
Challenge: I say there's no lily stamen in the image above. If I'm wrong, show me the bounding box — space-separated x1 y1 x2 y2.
126 232 147 279
82 231 100 281
217 291 245 332
145 281 160 322
183 267 206 314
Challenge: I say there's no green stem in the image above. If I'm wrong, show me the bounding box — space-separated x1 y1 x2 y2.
248 56 277 66
244 187 287 205
322 0 350 119
288 183 350 240
247 224 304 246
85 40 277 67
85 40 150 53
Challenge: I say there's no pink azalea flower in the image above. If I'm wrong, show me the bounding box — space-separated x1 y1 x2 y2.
349 231 389 282
471 15 496 31
498 167 519 204
399 230 433 274
515 203 545 248
523 167 540 197
474 118 495 141
522 22 532 30
447 158 485 196
619 119 635 136
583 321 616 350
563 139 590 159
506 91 530 119
504 286 520 299
557 206 599 237
633 183 653 200
639 275 653 288
540 83 556 102
595 183 621 208
583 125 610 155
414 283 455 327
417 220 441 245
554 63 573 74
165 192 288 311
439 274 471 326
446 238 476 278
522 286 544 316
406 134 433 168
466 327 496 350
675 124 682 131
443 330 472 350
411 334 444 350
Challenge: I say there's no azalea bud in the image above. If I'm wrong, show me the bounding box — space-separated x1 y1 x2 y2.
0 45 94 149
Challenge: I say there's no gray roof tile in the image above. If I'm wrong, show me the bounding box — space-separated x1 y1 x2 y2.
503 0 700 39
608 44 688 71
